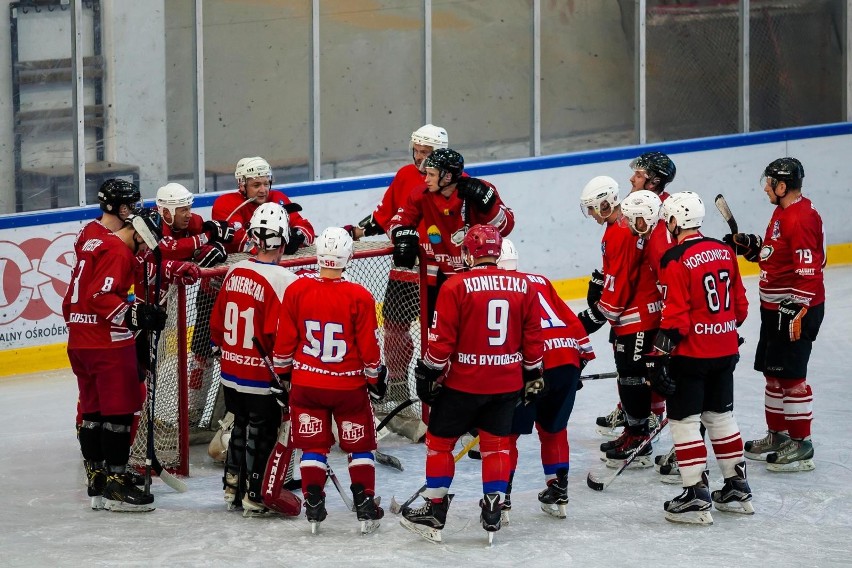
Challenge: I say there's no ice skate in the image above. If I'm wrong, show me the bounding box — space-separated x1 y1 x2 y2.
223 471 241 511
664 473 712 525
655 446 682 484
305 485 327 534
242 496 278 518
766 438 815 472
400 494 451 544
605 430 653 469
480 492 502 545
84 460 107 510
537 468 569 519
596 405 625 438
711 462 754 514
744 430 790 461
352 483 384 535
103 472 155 512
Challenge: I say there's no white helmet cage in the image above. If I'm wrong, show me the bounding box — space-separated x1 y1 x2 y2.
248 202 290 250
621 190 663 236
497 238 519 271
410 124 449 151
316 227 354 270
155 183 194 223
235 157 273 185
580 176 621 218
662 191 705 231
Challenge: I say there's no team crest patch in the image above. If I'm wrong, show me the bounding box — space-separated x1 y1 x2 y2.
760 245 773 261
771 220 781 240
340 421 365 443
298 414 323 436
601 242 606 255
427 225 442 244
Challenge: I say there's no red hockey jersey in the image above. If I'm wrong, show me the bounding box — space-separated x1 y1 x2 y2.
273 275 383 390
210 259 298 394
425 265 543 395
757 196 825 308
522 271 595 370
212 189 315 252
158 213 209 260
658 235 748 358
64 229 140 350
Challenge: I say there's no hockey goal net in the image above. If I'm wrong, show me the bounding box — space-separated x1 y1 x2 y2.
130 240 426 475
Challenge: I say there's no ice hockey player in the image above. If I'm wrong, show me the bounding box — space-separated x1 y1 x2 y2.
273 227 387 534
578 176 662 468
65 208 167 512
347 124 448 408
725 157 825 472
646 191 752 525
209 202 299 517
400 225 543 544
497 238 594 521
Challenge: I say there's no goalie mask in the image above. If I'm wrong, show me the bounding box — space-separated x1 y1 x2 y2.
316 227 354 270
621 190 662 236
497 237 519 271
98 178 141 215
462 224 502 265
580 176 620 219
248 202 290 251
662 191 705 231
155 183 194 223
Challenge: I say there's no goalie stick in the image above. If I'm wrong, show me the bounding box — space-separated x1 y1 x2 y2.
714 194 739 234
586 417 669 491
144 248 163 498
389 435 481 514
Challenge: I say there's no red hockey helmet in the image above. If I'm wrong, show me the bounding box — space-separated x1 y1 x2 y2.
462 224 502 261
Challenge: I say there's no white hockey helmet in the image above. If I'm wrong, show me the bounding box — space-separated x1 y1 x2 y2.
316 227 354 270
235 157 273 184
497 237 519 271
580 176 621 218
661 191 705 231
155 183 194 222
410 124 449 150
248 202 290 250
621 190 663 236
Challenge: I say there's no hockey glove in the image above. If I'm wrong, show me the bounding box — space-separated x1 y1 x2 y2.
778 299 808 341
163 260 201 285
367 364 388 403
587 269 605 309
283 202 303 214
645 355 674 397
283 228 305 255
456 177 497 212
578 304 607 335
125 303 167 332
414 359 443 405
194 241 228 268
203 220 236 244
522 366 545 405
358 214 385 237
270 373 291 408
391 226 419 269
723 233 763 262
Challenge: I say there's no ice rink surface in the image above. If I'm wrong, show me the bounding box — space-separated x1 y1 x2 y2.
2 267 851 567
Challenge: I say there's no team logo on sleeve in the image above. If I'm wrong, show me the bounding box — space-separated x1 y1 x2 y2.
771 220 781 240
340 421 365 443
427 225 443 244
759 245 773 261
298 414 323 436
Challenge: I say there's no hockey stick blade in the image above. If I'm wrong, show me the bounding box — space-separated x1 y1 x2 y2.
151 456 188 493
580 371 618 381
586 417 669 492
714 194 739 234
376 450 404 471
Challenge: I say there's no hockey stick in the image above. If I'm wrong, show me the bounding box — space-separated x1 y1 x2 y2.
327 464 356 512
144 248 163 497
373 399 417 471
225 196 257 222
389 435 480 515
586 417 669 492
580 371 618 381
714 194 739 234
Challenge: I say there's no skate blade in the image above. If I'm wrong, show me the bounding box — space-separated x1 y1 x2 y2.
389 496 402 515
540 502 567 519
766 459 815 472
500 509 510 526
714 500 755 515
360 519 381 534
659 473 682 484
606 456 653 469
664 510 713 525
310 521 320 534
104 499 155 513
242 507 278 518
596 425 622 438
90 496 104 511
744 450 769 461
399 518 442 543
487 532 494 546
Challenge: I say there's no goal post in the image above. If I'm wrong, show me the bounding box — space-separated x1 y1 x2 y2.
130 240 427 476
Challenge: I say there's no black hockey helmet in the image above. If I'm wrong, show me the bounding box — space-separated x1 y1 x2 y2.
763 157 804 189
629 151 676 190
423 148 464 185
126 207 163 249
98 178 141 214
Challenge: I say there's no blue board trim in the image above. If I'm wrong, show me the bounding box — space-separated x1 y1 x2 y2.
3 122 850 230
